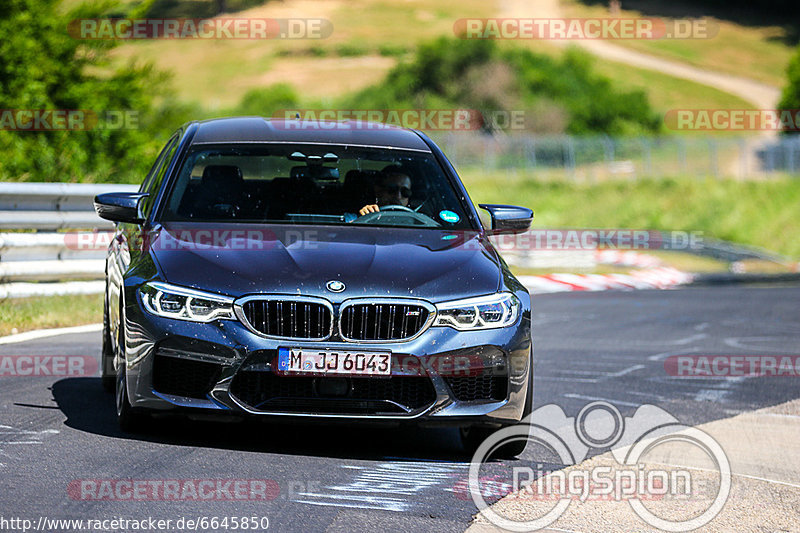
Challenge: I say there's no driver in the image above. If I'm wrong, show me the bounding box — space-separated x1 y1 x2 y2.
358 166 412 216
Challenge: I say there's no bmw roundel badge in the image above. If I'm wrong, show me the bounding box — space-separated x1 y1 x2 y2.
326 280 346 293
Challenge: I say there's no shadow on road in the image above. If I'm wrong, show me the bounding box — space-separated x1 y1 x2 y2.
51 377 470 462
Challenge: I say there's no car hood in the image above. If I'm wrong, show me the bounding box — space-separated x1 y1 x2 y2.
148 223 501 302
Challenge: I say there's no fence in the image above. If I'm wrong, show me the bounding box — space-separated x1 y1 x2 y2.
432 133 800 180
0 182 137 298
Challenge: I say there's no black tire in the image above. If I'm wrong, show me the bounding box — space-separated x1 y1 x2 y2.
460 364 534 459
460 425 529 460
521 356 534 421
114 321 147 433
101 295 115 393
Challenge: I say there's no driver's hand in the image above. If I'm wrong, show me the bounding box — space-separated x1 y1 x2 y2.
358 204 380 216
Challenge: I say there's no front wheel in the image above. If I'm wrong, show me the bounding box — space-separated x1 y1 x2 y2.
101 295 115 393
461 368 533 459
114 324 147 433
460 426 528 459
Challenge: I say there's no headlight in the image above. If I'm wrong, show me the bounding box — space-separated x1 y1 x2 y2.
433 293 520 330
140 282 235 322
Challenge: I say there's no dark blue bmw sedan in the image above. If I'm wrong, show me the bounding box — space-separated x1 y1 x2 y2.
94 117 533 455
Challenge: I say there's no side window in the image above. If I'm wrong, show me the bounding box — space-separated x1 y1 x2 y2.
139 135 179 219
139 134 179 194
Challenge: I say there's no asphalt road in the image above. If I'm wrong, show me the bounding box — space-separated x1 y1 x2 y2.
0 284 798 532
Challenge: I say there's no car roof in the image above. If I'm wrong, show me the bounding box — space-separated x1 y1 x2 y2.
189 117 432 152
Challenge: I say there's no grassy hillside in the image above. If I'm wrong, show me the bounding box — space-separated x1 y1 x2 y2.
563 0 794 88
104 0 758 115
109 0 497 108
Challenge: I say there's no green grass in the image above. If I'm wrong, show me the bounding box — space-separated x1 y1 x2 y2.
562 0 793 88
590 59 756 120
101 0 766 115
462 172 800 259
645 250 731 272
108 0 498 107
0 294 102 336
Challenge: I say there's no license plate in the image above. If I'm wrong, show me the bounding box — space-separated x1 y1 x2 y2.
277 347 391 376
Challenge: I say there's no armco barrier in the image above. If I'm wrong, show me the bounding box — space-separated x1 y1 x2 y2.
1 182 792 299
0 182 136 297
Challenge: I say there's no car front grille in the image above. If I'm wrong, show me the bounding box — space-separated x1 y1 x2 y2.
443 375 508 402
240 298 332 340
152 353 223 399
229 371 437 415
339 302 431 341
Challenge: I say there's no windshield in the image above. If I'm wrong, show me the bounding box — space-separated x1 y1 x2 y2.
159 144 474 230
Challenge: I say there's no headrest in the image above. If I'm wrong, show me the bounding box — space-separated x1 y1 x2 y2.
344 169 379 186
201 165 243 185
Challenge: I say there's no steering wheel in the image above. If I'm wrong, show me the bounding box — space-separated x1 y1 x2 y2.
354 204 439 227
377 205 416 214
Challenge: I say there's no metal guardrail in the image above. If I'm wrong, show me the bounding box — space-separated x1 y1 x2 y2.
0 182 137 298
0 182 137 230
1 182 794 298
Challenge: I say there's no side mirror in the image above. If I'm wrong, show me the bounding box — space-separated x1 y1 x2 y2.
479 204 533 234
94 192 148 224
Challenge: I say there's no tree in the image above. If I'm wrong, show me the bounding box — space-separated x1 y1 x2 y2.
0 0 185 182
778 44 800 134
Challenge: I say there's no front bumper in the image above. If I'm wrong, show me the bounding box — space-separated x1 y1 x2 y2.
121 291 532 428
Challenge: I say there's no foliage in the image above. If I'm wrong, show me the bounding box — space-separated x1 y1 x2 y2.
779 44 800 135
342 37 662 135
228 83 300 117
0 0 192 182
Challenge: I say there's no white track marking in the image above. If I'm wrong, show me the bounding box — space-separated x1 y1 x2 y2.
543 364 645 384
723 336 800 353
0 427 59 467
694 389 729 402
294 461 466 512
562 393 640 407
647 348 701 362
671 333 708 346
0 324 102 345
